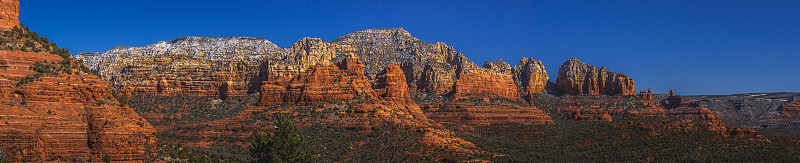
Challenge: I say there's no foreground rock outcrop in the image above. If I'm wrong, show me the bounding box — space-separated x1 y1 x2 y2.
0 51 156 162
0 0 18 30
556 57 635 95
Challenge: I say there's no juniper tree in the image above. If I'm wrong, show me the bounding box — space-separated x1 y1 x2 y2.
250 113 314 163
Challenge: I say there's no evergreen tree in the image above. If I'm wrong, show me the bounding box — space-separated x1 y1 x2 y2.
250 113 314 163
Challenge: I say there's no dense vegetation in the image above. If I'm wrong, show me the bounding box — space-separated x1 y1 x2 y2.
125 90 800 162
147 141 252 163
129 93 258 124
458 114 800 162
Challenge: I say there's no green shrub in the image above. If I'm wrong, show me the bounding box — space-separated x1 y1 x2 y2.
0 155 9 163
250 113 314 163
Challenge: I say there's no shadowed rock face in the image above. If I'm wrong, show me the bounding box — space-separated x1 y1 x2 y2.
512 57 549 95
658 90 762 138
0 51 156 162
556 57 635 96
671 92 800 128
0 0 19 30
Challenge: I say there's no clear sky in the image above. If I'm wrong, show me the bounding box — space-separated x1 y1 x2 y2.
19 0 799 95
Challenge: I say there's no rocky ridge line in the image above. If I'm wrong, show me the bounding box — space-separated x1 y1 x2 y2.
76 28 550 102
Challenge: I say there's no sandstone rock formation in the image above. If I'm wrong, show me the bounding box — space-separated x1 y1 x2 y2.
77 36 282 99
755 98 800 126
779 100 800 118
373 63 415 105
672 92 800 128
661 90 722 124
452 72 520 100
556 57 635 95
425 102 553 125
0 51 156 162
254 55 476 151
557 96 664 122
77 28 555 129
259 55 378 106
512 57 549 95
77 28 551 102
0 0 19 30
638 89 653 101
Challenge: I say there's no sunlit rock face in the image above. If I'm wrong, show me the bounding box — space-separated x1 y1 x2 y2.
557 57 635 96
0 51 156 162
0 0 19 30
77 28 551 101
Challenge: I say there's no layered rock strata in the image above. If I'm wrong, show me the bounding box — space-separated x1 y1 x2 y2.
259 55 378 106
77 37 282 99
557 96 665 122
672 92 800 128
373 63 415 105
254 56 474 151
425 102 553 125
77 28 551 102
0 51 156 162
556 57 635 95
661 90 722 124
778 101 800 118
78 28 555 129
0 0 19 30
452 72 520 100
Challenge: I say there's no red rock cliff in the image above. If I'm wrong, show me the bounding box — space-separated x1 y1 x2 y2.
259 55 379 106
513 57 549 95
0 0 19 30
373 63 415 105
556 57 635 95
0 51 156 162
452 72 520 100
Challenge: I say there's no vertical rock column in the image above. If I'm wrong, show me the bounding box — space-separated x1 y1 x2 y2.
0 0 19 30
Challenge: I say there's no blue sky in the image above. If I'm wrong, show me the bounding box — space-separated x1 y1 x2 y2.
19 0 799 95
